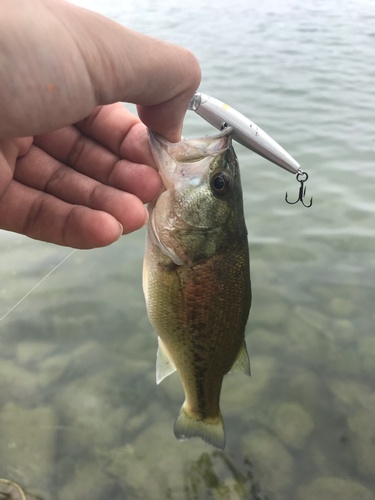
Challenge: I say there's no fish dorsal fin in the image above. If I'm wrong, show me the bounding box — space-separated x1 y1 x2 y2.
228 340 251 376
156 337 177 385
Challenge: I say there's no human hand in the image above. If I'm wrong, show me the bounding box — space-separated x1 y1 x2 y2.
0 0 201 249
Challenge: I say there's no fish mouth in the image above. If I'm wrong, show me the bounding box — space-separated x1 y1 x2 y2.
148 128 233 190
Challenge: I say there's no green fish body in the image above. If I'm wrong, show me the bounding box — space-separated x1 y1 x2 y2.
143 128 251 449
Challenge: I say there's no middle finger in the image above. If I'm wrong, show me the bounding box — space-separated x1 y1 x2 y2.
14 144 149 232
33 124 161 203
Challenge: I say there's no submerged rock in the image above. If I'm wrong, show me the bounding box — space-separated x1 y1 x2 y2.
285 314 321 364
37 352 71 387
242 428 294 499
327 297 357 318
250 327 285 353
59 462 119 500
287 370 320 411
104 421 209 499
54 373 129 451
0 478 26 500
331 319 355 344
348 408 375 479
273 402 314 449
0 402 57 494
250 299 289 327
358 336 375 374
0 360 40 403
213 478 247 500
221 355 276 418
103 429 261 500
329 379 375 413
296 476 374 500
16 340 57 366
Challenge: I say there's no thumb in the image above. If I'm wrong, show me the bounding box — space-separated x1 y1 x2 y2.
0 0 201 142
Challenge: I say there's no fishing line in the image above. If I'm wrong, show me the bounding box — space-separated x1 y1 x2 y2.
0 248 77 322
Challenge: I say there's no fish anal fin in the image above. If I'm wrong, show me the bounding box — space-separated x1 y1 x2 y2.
228 340 251 376
156 337 177 385
174 403 225 450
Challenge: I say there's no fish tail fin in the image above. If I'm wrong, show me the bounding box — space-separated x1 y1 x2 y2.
173 403 225 450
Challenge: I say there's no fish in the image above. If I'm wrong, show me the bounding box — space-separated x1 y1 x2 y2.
143 127 251 449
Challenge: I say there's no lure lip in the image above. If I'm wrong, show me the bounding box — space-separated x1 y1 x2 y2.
188 91 300 174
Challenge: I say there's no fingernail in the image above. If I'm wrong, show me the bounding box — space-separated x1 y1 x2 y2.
142 206 149 228
116 222 124 240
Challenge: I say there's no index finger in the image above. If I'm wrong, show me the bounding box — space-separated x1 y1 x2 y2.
75 103 157 169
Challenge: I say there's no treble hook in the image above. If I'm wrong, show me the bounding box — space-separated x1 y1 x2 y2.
285 170 313 208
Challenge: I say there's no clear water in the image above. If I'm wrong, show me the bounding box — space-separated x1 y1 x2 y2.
0 1 374 499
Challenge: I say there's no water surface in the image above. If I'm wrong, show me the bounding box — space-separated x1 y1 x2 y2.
0 1 374 499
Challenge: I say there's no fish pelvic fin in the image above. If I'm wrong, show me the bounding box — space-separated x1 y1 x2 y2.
228 340 251 376
174 403 225 450
156 337 177 384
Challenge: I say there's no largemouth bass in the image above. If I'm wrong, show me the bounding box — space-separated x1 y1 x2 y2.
143 127 251 449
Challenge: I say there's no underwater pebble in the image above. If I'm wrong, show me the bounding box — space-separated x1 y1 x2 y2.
51 313 98 339
242 428 295 498
329 379 375 413
37 352 71 387
59 462 119 500
68 340 111 377
250 328 285 353
122 412 149 434
328 347 362 377
348 408 375 479
357 336 375 374
285 315 321 363
213 478 247 500
294 306 331 335
310 285 333 302
310 444 335 477
158 372 185 404
55 456 76 488
331 319 355 344
250 301 289 327
287 370 320 411
0 402 57 493
16 341 57 366
221 356 276 417
54 374 129 450
327 297 357 318
104 421 209 500
273 402 314 449
295 476 374 500
120 331 156 361
309 426 357 477
0 360 40 403
118 357 153 379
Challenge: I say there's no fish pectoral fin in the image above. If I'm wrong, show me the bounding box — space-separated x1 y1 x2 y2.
174 403 225 450
156 337 177 385
228 340 251 376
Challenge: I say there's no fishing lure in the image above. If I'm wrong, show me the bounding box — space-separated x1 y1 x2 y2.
188 92 312 208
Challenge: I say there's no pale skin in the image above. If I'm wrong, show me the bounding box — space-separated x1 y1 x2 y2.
0 0 201 249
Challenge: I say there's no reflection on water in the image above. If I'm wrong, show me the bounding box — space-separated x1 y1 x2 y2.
1 0 375 498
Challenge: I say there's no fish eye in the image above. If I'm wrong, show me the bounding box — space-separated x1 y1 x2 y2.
210 171 231 197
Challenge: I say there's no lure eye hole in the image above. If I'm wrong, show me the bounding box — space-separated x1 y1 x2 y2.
210 171 231 197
